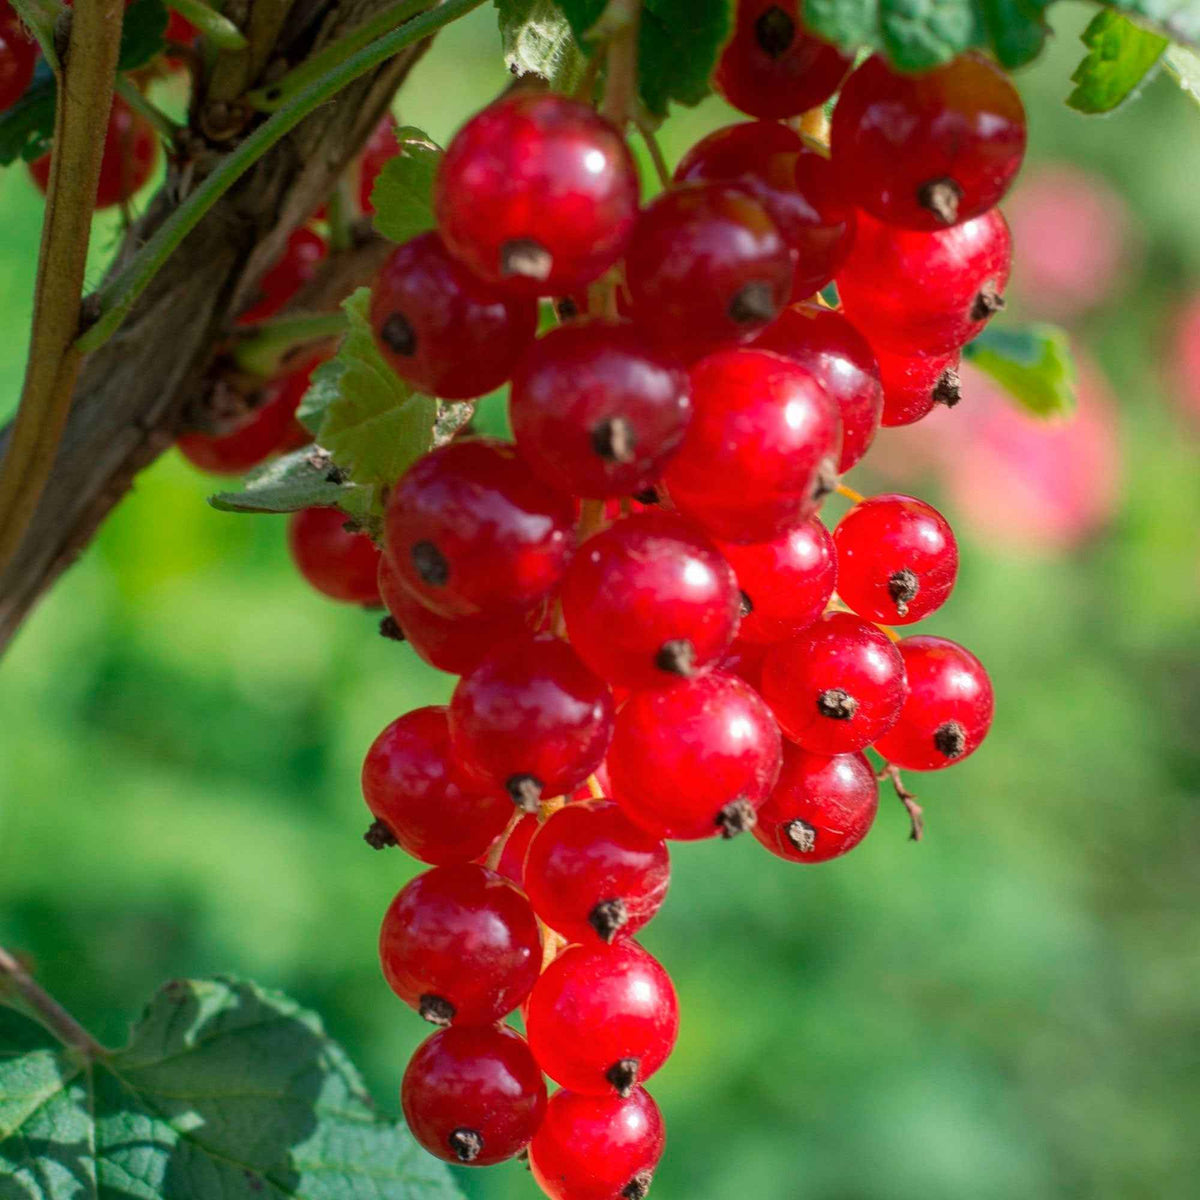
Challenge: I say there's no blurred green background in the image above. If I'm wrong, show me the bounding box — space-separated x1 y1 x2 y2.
2 3 1199 1197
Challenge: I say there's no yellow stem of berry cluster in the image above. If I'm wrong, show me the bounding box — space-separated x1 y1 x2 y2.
539 924 566 972
484 808 524 872
826 594 901 643
798 105 830 149
585 773 605 800
837 483 866 504
577 497 609 544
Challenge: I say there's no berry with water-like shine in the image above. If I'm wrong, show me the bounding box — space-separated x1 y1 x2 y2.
237 227 328 325
287 507 382 605
717 638 768 692
874 343 962 426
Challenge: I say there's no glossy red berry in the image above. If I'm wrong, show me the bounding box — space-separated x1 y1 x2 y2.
717 637 768 692
435 92 638 296
163 12 198 43
625 184 794 362
450 636 614 810
832 52 1027 230
370 232 538 399
874 343 962 427
287 506 382 605
527 941 679 1096
753 303 882 471
873 636 994 770
662 348 841 543
358 117 401 214
384 439 574 618
379 863 542 1026
510 322 692 499
236 227 327 325
480 811 539 886
834 494 958 624
530 1087 665 1200
608 671 782 841
713 0 851 119
402 1024 547 1166
761 612 906 754
716 518 836 645
0 6 37 113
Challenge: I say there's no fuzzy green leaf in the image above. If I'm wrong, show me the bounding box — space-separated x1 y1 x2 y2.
118 0 171 72
1067 11 1167 113
1164 42 1200 106
964 323 1077 419
369 127 442 245
494 0 582 79
209 446 377 523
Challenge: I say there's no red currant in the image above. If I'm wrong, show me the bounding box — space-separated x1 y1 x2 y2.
287 506 382 605
874 343 962 427
164 12 198 43
402 1024 547 1165
761 612 906 754
479 811 539 885
872 636 994 770
236 227 328 325
717 637 768 692
0 5 37 113
358 117 401 215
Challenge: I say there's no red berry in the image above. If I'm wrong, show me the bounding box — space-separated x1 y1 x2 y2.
362 707 512 864
164 12 197 43
753 744 878 863
358 117 401 215
0 7 37 113
761 612 906 754
834 494 958 625
712 0 851 119
526 941 679 1096
384 439 574 618
287 506 382 605
608 671 782 841
237 227 328 325
510 322 692 499
874 343 962 427
450 636 615 809
873 636 993 770
435 92 638 296
379 863 542 1026
530 1087 665 1200
716 518 836 645
831 52 1026 231
370 232 538 399
717 637 768 692
625 184 794 362
480 811 539 886
752 303 882 471
525 800 670 945
661 348 840 543
402 1024 547 1165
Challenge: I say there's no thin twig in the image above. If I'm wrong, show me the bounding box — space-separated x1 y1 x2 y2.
0 944 110 1058
638 121 670 189
596 0 640 128
878 763 924 841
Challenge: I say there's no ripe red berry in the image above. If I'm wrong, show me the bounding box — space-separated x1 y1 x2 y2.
717 637 768 692
379 863 542 1026
287 506 382 605
370 232 538 399
607 671 782 841
525 800 670 945
402 1024 547 1166
661 348 841 543
753 744 878 863
834 494 958 624
625 184 795 362
831 52 1027 230
480 811 539 886
384 439 574 618
358 117 401 215
237 227 328 325
716 518 836 645
509 322 692 499
164 12 198 43
712 0 852 119
435 92 638 296
450 636 615 810
0 7 37 113
530 1087 665 1200
874 343 962 427
526 941 679 1096
873 636 994 770
752 303 882 471
761 612 906 754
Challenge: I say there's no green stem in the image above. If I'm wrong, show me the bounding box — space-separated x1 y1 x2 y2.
115 76 181 141
169 0 249 51
76 0 485 355
0 944 110 1058
10 0 65 67
325 176 355 252
232 310 348 376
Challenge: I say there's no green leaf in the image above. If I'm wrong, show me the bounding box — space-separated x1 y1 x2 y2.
0 977 464 1200
370 127 442 245
1164 42 1200 107
119 0 170 72
1067 11 1167 113
963 323 1077 419
209 446 377 523
494 0 581 79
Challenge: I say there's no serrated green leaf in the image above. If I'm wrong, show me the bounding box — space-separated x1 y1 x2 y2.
209 446 377 522
963 323 1077 419
370 127 442 245
1067 11 1167 113
1164 42 1200 106
494 0 582 79
0 977 464 1200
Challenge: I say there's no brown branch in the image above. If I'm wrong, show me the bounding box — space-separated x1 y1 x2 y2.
878 763 925 841
0 943 110 1058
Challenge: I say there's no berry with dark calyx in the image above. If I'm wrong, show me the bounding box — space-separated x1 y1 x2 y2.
287 507 382 605
379 863 542 1025
358 117 401 215
450 636 615 807
712 0 852 120
236 227 328 326
384 439 574 618
753 744 878 863
525 800 670 945
529 1087 666 1200
761 612 907 754
661 348 841 544
873 636 994 770
0 5 37 114
370 232 538 399
607 671 782 841
834 494 958 624
831 52 1026 231
361 707 512 865
526 941 679 1096
402 1024 547 1166
753 303 882 471
873 344 962 427
560 512 741 690
716 518 836 645
434 92 639 296
478 811 539 886
624 184 795 362
510 322 692 499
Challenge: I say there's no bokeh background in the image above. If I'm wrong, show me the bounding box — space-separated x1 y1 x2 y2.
2 3 1199 1197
